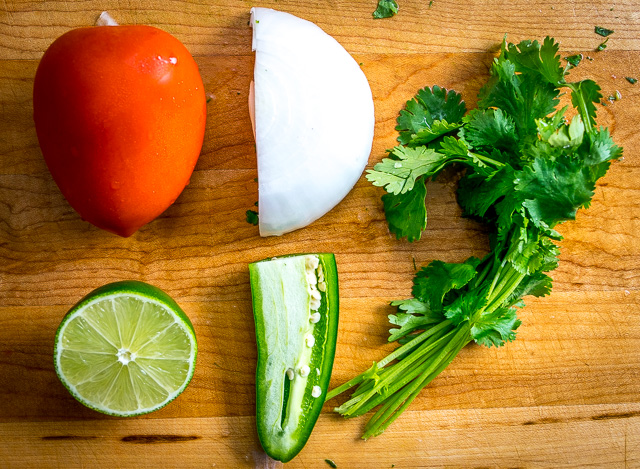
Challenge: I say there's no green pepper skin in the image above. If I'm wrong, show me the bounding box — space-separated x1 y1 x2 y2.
249 253 339 463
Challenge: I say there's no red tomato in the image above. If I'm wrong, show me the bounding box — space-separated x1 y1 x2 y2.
33 25 206 237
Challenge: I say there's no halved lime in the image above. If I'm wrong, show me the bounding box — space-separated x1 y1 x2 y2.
53 280 197 417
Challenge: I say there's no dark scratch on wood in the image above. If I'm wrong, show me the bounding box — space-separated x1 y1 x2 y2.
121 435 201 444
591 411 640 421
522 417 561 425
522 411 640 426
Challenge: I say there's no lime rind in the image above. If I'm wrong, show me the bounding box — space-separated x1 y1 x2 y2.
54 283 197 417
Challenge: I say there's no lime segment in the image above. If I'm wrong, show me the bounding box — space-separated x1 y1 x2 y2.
54 281 197 417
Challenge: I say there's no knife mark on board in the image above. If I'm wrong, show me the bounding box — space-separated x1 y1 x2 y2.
121 435 201 444
522 410 640 426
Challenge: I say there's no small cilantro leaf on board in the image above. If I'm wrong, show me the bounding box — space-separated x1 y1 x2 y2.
596 38 609 51
329 35 623 440
595 26 615 37
564 53 583 68
396 86 466 145
373 0 398 19
625 77 638 84
246 209 259 225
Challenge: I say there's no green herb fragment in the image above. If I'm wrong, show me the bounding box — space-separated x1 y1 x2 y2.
597 38 608 51
625 77 638 84
608 90 622 101
328 36 622 440
595 26 614 37
325 459 338 468
373 0 399 19
564 53 583 68
246 209 259 225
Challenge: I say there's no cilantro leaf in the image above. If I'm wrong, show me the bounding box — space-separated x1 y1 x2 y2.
409 120 462 147
457 165 517 219
438 135 469 158
506 272 553 306
388 298 443 342
412 258 480 312
444 292 487 327
396 86 466 145
516 156 596 228
479 55 560 139
595 26 614 37
470 306 521 347
546 115 585 148
459 108 518 155
246 209 259 225
373 0 398 18
503 37 565 86
586 127 623 167
381 179 427 242
502 225 546 275
564 53 583 68
366 146 448 194
568 79 602 132
596 38 609 52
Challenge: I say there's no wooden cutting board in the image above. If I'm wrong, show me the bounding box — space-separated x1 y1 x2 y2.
1 1 639 467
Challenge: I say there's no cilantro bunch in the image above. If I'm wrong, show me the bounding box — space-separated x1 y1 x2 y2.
326 37 622 439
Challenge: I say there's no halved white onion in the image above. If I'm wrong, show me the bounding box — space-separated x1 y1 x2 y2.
250 7 375 236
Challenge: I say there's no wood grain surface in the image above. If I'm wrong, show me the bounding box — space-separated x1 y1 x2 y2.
1 1 639 467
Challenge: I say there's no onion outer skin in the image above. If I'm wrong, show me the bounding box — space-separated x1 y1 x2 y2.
250 7 375 236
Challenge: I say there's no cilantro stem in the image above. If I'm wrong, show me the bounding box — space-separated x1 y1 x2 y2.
566 83 596 135
486 269 526 312
362 324 472 439
336 325 456 416
470 257 495 290
486 259 506 299
469 151 505 169
325 319 453 402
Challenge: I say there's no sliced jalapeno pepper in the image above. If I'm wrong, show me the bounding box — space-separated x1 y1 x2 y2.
249 253 339 463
